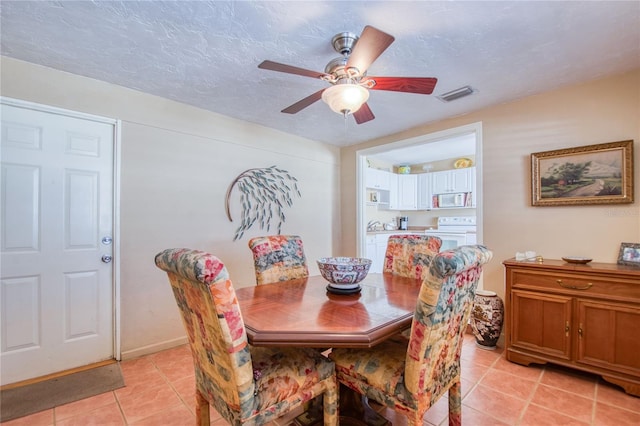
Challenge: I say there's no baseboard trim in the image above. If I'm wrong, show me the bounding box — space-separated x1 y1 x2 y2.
120 336 189 360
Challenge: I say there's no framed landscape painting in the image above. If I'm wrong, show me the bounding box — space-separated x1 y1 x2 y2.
531 140 633 206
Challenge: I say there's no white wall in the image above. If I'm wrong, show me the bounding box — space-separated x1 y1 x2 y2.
1 57 341 358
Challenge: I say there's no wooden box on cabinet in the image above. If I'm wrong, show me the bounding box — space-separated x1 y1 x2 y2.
504 258 640 396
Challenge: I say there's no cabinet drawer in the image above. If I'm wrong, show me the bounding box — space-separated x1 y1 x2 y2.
510 270 640 301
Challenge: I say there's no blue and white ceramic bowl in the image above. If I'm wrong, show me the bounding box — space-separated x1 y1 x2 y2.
317 257 372 288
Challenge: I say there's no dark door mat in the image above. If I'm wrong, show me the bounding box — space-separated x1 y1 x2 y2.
0 363 125 422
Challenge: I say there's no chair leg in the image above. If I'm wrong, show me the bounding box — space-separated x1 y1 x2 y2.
322 379 339 426
196 389 210 426
448 380 462 426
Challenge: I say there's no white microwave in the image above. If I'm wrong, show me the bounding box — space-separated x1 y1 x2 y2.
436 192 468 208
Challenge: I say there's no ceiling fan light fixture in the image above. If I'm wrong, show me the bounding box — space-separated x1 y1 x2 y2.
321 83 369 116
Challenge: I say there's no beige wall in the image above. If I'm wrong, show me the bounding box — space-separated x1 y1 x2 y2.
341 69 640 299
1 57 342 358
2 55 638 357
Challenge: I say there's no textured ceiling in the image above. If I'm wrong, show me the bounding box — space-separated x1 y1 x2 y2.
1 1 639 147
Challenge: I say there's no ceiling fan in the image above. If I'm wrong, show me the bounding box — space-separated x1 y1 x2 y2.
258 25 438 124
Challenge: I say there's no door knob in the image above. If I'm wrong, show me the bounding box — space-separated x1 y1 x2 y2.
101 255 112 263
102 236 113 245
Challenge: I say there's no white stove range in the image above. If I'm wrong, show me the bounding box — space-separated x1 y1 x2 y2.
425 216 477 250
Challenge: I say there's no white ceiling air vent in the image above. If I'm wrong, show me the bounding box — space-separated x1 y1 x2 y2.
437 86 475 102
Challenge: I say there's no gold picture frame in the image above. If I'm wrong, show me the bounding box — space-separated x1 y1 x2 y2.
618 242 640 266
531 140 633 206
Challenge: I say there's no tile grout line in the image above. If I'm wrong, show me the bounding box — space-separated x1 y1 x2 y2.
513 364 546 426
528 366 599 426
591 379 599 426
458 350 513 425
110 388 129 426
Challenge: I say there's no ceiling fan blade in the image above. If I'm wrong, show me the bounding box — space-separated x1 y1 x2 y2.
281 89 326 114
353 103 375 124
346 26 395 74
365 77 438 94
258 60 329 79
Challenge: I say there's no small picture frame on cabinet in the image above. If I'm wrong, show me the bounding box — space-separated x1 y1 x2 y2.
617 242 640 266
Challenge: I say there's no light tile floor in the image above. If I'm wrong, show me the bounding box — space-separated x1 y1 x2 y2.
3 334 639 425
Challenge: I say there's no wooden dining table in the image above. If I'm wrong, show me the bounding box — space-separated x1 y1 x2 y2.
235 272 423 426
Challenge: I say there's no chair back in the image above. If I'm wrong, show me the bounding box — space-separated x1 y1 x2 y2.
404 245 493 396
248 234 309 285
383 234 442 280
154 248 254 420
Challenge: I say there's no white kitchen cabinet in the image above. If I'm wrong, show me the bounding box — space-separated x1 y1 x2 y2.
431 167 475 194
365 235 378 270
381 173 415 211
397 174 417 210
417 173 433 209
375 235 388 273
387 173 399 209
366 168 391 190
365 234 386 273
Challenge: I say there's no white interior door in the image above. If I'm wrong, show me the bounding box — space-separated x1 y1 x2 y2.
1 101 115 385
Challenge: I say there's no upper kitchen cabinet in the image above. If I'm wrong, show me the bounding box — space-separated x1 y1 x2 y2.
366 168 391 190
387 173 399 209
381 173 417 211
431 167 475 194
396 174 417 210
417 173 433 209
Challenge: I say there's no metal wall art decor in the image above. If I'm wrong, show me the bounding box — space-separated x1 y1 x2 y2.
225 166 301 241
531 140 633 206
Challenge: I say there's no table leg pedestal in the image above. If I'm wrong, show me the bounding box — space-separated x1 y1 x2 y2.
294 384 390 426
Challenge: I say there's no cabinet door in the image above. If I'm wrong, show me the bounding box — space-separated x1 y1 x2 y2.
397 174 417 210
431 168 475 194
511 290 572 360
365 236 378 270
417 173 432 209
366 168 390 190
575 299 640 376
450 167 474 193
365 168 377 189
373 234 390 273
387 173 399 209
431 170 450 194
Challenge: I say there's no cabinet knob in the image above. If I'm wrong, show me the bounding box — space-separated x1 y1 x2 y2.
556 279 593 290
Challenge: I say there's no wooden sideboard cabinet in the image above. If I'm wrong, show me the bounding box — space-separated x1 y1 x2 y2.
503 258 640 396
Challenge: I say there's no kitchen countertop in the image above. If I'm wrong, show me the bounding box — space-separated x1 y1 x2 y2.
367 227 478 235
367 227 431 234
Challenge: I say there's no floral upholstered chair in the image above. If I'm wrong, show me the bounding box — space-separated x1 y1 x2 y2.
248 235 309 285
329 245 493 426
383 234 443 341
155 248 338 426
383 234 442 280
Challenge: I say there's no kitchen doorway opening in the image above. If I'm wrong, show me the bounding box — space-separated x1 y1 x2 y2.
355 122 483 262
